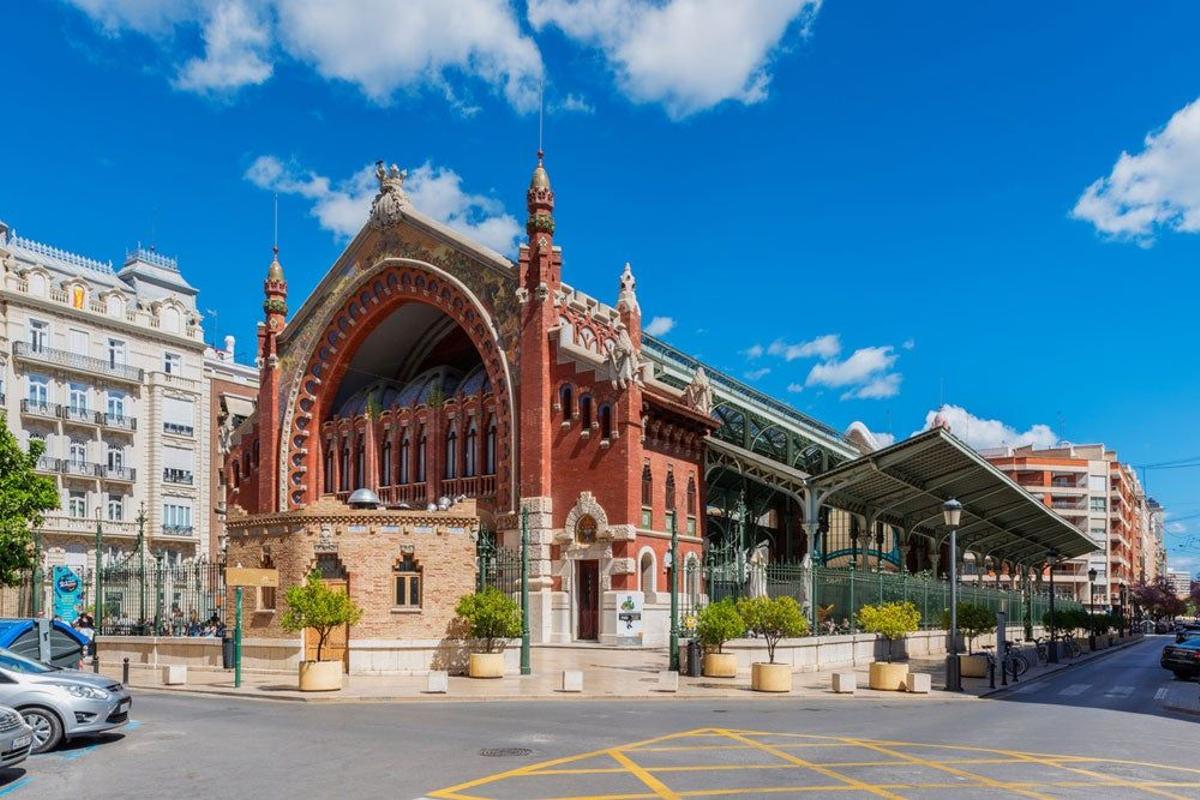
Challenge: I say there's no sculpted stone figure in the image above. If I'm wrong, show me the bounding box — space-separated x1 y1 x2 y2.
370 160 409 229
608 327 639 389
683 366 713 415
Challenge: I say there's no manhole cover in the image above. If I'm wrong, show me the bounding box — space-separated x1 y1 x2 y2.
479 747 534 758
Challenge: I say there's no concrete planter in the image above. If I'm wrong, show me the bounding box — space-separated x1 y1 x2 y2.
468 653 505 679
959 654 989 678
702 653 737 678
298 660 342 692
750 662 792 692
868 661 909 691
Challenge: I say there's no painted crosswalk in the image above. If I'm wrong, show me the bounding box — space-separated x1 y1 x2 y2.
1058 683 1090 696
1103 685 1134 698
1154 686 1168 701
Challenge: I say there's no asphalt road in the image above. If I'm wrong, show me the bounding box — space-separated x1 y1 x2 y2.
5 636 1197 800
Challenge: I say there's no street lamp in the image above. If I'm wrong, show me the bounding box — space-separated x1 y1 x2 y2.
1087 567 1098 650
943 498 963 692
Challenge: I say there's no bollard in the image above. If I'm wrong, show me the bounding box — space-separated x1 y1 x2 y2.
988 658 995 690
122 657 130 685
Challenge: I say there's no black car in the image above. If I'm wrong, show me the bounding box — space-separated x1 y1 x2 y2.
1174 624 1200 643
1161 638 1200 679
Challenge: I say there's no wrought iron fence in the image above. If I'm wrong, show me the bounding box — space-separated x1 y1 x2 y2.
476 531 522 596
95 562 226 636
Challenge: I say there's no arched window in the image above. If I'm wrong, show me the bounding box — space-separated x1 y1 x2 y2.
323 440 333 493
484 416 496 474
598 403 613 440
640 550 655 595
576 514 597 545
355 434 365 488
393 553 422 608
339 438 350 492
399 433 410 484
686 476 697 515
665 470 677 532
641 462 652 527
416 427 427 482
232 461 241 488
380 438 393 486
252 440 260 466
445 425 458 479
559 384 573 421
579 395 593 429
464 422 477 477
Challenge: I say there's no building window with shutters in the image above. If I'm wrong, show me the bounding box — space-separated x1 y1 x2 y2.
393 554 422 609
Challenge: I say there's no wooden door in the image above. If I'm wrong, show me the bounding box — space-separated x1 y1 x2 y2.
577 560 599 640
304 576 350 672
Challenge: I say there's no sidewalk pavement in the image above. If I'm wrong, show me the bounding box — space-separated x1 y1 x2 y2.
100 636 1148 705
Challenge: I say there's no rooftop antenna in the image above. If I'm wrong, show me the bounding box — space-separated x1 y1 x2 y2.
273 192 279 256
538 79 544 155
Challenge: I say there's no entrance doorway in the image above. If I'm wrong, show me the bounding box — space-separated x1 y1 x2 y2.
577 560 599 640
305 553 350 672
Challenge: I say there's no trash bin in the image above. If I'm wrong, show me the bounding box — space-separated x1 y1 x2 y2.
222 635 235 669
686 639 702 677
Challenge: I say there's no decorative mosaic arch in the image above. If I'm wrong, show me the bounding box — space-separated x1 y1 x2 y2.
281 257 517 511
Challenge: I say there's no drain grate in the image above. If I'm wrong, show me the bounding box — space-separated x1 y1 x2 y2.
480 747 534 758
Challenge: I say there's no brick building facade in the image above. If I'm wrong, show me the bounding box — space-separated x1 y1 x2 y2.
224 156 716 671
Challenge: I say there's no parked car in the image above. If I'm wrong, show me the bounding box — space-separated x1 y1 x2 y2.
1161 638 1200 680
0 705 33 770
0 648 131 753
1174 624 1200 643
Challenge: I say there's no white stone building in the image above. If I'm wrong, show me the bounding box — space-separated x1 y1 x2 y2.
0 221 210 575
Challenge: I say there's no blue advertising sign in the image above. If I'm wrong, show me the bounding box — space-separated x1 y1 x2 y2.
52 566 83 623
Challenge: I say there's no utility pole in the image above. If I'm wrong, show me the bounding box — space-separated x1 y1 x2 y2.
94 509 103 673
520 506 531 676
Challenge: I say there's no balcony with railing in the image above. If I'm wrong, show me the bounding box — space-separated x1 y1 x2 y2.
101 465 136 482
34 455 59 473
163 468 194 485
163 421 195 436
160 525 195 538
100 413 137 432
13 341 144 383
61 405 99 426
41 514 139 538
61 460 101 478
20 399 61 419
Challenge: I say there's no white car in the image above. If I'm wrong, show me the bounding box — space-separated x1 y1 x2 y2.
0 705 33 769
0 648 132 753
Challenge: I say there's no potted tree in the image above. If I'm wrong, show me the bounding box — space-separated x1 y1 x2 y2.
737 596 809 692
455 588 522 678
858 601 921 690
695 599 745 678
940 602 994 678
279 570 363 692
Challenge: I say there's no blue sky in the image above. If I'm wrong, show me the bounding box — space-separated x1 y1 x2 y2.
4 1 1199 573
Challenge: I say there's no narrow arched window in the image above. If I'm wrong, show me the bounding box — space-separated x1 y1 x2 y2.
579 395 593 429
599 403 612 440
445 425 458 479
323 439 333 493
339 438 350 492
484 416 496 474
560 384 573 421
232 461 241 488
381 438 393 486
417 426 427 482
686 476 697 515
465 422 477 477
665 469 677 532
399 433 410 484
355 434 365 488
640 462 652 528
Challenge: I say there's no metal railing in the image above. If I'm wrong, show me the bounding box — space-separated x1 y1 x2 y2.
163 468 194 485
101 465 136 482
62 460 100 478
13 341 144 383
160 525 195 538
34 455 59 472
20 399 60 418
163 422 195 436
100 413 137 431
61 406 97 425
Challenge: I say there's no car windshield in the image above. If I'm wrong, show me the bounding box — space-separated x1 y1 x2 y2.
0 649 58 674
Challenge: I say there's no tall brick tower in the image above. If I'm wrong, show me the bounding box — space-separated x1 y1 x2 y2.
256 246 287 511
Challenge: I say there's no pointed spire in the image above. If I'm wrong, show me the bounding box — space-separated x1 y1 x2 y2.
526 150 555 241
617 262 638 313
267 244 285 283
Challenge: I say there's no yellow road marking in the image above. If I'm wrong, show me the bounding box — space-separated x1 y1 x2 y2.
608 749 681 800
715 728 907 800
995 749 1193 800
834 735 1057 800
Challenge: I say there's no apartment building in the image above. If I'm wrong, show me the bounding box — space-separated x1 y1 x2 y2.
1145 497 1167 584
982 442 1150 608
203 336 257 560
1166 569 1192 600
0 221 210 573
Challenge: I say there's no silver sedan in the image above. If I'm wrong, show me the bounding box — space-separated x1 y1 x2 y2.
0 648 131 753
0 705 33 769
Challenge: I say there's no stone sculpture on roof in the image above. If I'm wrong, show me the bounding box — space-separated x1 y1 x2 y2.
683 366 714 416
370 160 409 229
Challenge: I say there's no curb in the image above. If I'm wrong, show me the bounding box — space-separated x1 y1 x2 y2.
979 636 1149 698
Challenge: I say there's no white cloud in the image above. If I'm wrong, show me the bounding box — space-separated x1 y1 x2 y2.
66 0 544 110
873 431 896 448
767 334 840 361
644 316 675 336
527 0 822 119
244 156 521 253
1072 95 1200 243
916 404 1058 451
552 93 595 114
173 0 272 93
744 367 771 380
902 338 915 350
786 382 803 393
743 344 764 359
1167 521 1187 535
841 373 901 400
806 346 896 388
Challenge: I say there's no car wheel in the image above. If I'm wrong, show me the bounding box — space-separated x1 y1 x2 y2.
19 707 63 754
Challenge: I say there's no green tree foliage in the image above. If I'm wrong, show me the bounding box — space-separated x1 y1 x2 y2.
0 424 59 586
858 601 921 662
279 571 364 662
939 602 995 653
455 588 522 654
737 596 809 664
695 599 745 654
